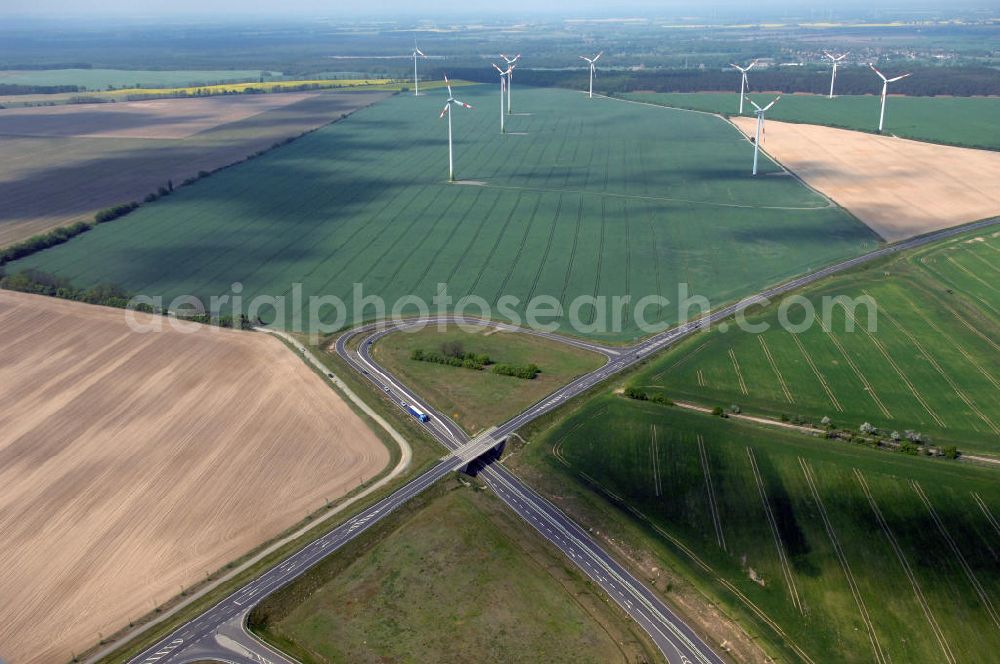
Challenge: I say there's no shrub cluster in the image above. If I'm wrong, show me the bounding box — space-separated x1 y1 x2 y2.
94 201 139 223
411 348 491 370
0 221 92 266
0 268 252 329
1 268 133 308
491 363 540 380
622 386 673 405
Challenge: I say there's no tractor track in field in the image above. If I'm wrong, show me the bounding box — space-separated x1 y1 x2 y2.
912 481 1000 629
474 181 834 211
854 469 956 664
800 459 886 664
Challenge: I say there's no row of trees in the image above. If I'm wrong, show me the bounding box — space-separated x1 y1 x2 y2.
440 64 1000 97
0 268 253 329
623 386 674 406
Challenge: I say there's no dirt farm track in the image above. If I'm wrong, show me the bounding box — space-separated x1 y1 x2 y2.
0 291 389 664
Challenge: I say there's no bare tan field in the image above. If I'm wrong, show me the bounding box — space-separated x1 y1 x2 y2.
0 290 389 664
0 90 389 247
0 93 320 139
731 117 1000 241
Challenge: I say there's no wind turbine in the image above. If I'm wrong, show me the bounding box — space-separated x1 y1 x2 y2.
500 53 520 113
823 51 849 98
746 95 780 176
580 51 603 99
869 63 911 133
493 63 514 133
412 43 427 96
439 76 473 181
730 60 757 114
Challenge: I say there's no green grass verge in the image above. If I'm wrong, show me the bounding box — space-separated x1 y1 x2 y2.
510 397 1000 664
628 224 1000 455
371 323 606 434
8 86 878 342
620 92 1000 151
249 476 662 664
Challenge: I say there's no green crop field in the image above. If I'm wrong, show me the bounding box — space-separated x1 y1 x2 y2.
372 324 605 434
5 85 878 341
514 399 1000 664
628 226 1000 455
0 68 277 90
621 92 1000 151
248 479 659 663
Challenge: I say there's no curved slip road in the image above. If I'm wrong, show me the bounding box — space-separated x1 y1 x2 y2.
120 216 999 664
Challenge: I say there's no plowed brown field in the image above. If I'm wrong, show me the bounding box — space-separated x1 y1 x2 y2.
731 117 1000 241
0 291 388 664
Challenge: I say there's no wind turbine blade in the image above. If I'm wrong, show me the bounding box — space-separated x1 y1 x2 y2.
869 63 887 81
888 73 912 82
493 63 505 74
837 51 850 61
762 96 780 112
823 50 834 60
746 59 758 71
454 99 473 109
439 104 450 118
416 48 426 57
593 51 603 61
746 96 763 112
444 74 453 97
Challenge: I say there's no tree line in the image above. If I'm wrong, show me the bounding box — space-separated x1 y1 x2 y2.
439 64 1000 97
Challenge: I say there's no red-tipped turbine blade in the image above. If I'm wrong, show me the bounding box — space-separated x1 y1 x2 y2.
439 104 450 118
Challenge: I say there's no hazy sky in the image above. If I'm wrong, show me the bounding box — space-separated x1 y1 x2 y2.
3 0 996 19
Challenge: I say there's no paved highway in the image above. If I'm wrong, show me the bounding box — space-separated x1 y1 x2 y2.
121 216 999 664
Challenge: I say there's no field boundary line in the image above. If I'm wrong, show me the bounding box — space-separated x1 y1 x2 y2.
972 492 1000 539
896 291 1000 392
728 348 750 396
912 481 1000 629
790 333 843 412
854 470 956 664
867 291 999 434
697 435 725 551
823 328 892 418
757 336 794 404
799 458 886 664
746 448 802 613
841 308 945 427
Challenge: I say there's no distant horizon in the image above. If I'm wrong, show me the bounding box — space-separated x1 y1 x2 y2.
2 1 998 22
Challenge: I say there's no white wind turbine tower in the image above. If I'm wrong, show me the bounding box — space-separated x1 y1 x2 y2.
823 51 849 98
580 51 603 98
500 53 520 113
746 95 780 176
493 63 514 133
869 63 911 133
412 43 427 96
730 60 757 114
439 76 473 181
